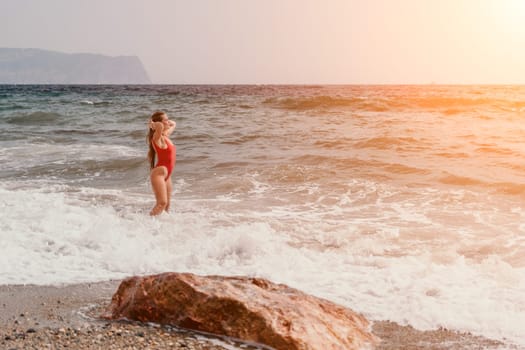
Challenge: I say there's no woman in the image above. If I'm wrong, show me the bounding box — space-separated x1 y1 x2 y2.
147 111 176 216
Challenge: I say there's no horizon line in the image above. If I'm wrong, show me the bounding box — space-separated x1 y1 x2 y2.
2 83 525 86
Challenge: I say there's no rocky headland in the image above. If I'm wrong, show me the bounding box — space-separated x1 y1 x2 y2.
0 48 150 84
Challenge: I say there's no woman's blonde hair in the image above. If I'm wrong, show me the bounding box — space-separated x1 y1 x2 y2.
147 111 166 169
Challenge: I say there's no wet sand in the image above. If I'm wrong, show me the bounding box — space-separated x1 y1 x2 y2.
0 281 517 350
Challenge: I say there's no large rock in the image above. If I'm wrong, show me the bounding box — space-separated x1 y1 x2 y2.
103 272 377 350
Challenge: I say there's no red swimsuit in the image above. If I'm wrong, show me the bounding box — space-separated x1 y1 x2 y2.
153 137 176 180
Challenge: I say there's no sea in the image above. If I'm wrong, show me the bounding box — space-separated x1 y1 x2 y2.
1 85 524 347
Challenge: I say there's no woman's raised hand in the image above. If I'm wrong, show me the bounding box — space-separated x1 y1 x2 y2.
149 120 164 131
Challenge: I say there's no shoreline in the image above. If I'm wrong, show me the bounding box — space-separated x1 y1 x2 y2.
0 281 517 350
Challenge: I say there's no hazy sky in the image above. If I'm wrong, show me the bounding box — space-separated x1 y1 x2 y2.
2 0 525 84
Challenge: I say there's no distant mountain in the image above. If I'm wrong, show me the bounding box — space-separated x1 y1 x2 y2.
0 48 151 84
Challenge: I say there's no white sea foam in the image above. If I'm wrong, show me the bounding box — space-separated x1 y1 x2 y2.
0 143 142 171
1 182 524 347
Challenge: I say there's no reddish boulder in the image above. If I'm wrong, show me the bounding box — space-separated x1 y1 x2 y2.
103 272 376 350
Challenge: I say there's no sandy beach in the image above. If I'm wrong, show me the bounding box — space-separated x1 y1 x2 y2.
0 281 515 350
0 281 253 349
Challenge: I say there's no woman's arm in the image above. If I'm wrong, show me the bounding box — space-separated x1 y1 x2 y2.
164 120 176 137
150 121 165 146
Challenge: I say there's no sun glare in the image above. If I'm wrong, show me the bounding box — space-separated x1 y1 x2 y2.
493 0 525 33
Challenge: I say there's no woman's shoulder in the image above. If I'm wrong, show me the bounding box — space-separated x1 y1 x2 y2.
152 135 168 149
164 135 175 146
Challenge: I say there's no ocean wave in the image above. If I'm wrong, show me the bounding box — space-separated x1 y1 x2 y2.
354 136 424 150
129 129 148 139
314 138 353 150
192 99 210 104
4 157 147 183
55 129 101 136
263 93 525 113
182 155 210 164
432 152 470 159
437 173 525 195
80 100 112 106
1 181 525 346
221 134 262 145
162 90 181 96
442 108 462 115
290 154 382 173
408 96 495 109
291 154 344 165
211 161 253 169
2 85 525 347
78 157 146 174
263 95 377 111
0 143 142 167
439 174 485 186
382 163 431 175
491 182 525 196
175 134 213 142
475 146 516 155
0 104 28 111
210 175 259 194
6 111 63 125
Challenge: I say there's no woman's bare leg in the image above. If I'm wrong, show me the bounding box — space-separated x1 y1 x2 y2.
150 167 168 216
165 176 173 212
